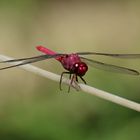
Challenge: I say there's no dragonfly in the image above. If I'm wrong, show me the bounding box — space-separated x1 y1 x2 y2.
0 46 140 92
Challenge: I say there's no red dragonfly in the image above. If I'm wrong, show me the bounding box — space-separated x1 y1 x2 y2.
0 46 140 92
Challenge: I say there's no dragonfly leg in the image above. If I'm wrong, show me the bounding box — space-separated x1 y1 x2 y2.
68 74 75 93
76 75 78 82
60 71 71 91
68 74 81 92
60 72 80 92
69 73 72 79
74 75 81 90
79 76 87 84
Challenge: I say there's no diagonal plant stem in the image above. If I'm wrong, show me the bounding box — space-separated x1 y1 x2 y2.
0 54 140 112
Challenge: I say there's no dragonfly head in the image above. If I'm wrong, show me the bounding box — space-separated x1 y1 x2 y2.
73 62 88 76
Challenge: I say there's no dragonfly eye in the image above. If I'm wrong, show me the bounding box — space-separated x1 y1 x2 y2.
74 62 88 76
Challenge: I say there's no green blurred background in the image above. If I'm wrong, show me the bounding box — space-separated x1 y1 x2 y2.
0 0 140 140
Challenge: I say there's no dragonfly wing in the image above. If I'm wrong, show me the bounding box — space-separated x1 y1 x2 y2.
81 57 139 75
78 52 140 58
0 54 62 70
0 54 63 63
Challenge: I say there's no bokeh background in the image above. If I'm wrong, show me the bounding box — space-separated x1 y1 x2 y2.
0 0 140 140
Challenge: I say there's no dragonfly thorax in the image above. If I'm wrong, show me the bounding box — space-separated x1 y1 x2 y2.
59 54 88 76
72 62 88 76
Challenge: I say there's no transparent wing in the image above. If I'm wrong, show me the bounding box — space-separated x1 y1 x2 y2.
0 54 62 70
77 52 140 58
81 57 139 75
